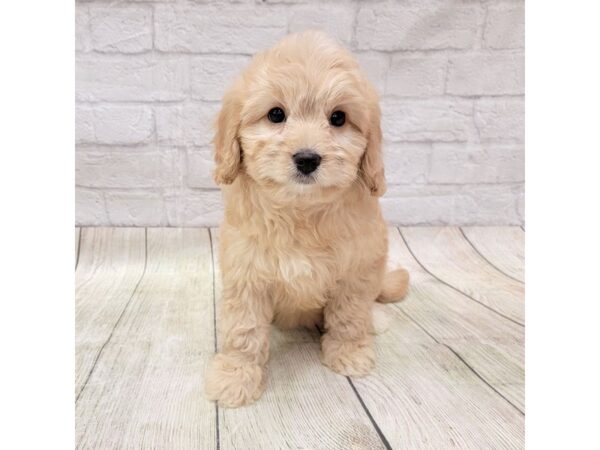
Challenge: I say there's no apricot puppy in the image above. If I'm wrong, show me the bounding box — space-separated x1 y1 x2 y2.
205 31 409 408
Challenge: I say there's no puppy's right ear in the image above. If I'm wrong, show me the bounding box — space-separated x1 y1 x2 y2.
213 82 243 185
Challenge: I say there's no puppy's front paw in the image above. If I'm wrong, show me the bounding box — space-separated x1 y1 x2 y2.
320 336 375 377
204 353 266 408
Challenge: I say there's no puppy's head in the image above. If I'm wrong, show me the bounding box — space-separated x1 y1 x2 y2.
213 31 385 201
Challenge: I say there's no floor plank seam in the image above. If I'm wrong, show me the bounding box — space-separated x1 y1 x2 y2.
396 228 525 327
458 228 524 284
75 228 82 271
207 228 221 450
346 377 394 450
75 227 149 403
315 325 393 450
442 345 525 416
398 307 525 416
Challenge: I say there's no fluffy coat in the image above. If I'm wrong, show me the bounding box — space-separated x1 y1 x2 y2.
205 31 409 407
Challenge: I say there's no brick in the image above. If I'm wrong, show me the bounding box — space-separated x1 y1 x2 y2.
155 103 220 147
164 189 224 226
76 106 153 145
387 55 447 97
76 107 96 143
78 0 174 2
381 99 473 142
75 188 106 225
190 55 251 101
484 5 525 49
474 98 524 142
459 184 522 224
428 143 524 183
381 184 522 225
75 5 91 52
76 55 188 102
446 52 524 96
154 4 288 53
76 148 176 188
76 106 154 145
356 4 481 51
105 191 167 226
88 5 152 53
288 4 355 46
384 143 431 185
186 148 216 189
355 52 389 95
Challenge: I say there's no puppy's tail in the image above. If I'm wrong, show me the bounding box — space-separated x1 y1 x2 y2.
377 268 410 303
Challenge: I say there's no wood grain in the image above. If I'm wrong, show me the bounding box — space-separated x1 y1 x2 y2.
75 228 146 398
76 228 216 449
461 227 525 282
387 227 524 411
74 227 526 449
400 227 525 324
353 337 524 449
209 228 387 450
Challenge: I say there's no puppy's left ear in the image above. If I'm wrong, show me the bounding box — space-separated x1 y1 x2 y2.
361 89 386 197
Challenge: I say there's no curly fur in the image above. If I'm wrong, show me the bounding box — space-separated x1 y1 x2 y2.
204 31 409 408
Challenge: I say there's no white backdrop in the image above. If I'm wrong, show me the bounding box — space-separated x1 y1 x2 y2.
75 0 524 226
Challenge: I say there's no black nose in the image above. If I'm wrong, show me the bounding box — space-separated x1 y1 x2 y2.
293 150 321 175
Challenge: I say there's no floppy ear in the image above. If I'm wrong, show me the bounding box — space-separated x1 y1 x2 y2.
213 83 243 185
360 92 387 197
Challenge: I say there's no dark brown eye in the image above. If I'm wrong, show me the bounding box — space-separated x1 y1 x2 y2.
330 110 345 127
268 107 285 123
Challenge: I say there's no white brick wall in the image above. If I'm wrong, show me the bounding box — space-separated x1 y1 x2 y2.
76 0 525 226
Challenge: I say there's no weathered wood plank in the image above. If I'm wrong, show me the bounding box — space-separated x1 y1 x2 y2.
76 228 216 450
388 228 524 341
75 228 146 398
353 337 524 449
386 228 524 411
209 228 387 450
401 227 525 324
461 227 525 282
445 338 524 411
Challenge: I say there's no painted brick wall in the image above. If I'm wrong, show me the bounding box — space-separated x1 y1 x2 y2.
76 0 524 226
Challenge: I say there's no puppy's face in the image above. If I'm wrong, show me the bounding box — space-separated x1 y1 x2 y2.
213 32 386 202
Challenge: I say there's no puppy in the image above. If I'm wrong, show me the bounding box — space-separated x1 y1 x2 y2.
205 31 409 408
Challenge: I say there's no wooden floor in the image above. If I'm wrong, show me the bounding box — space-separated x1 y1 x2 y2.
75 227 525 450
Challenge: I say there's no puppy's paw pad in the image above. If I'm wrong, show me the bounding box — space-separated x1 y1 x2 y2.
320 338 375 377
204 353 265 408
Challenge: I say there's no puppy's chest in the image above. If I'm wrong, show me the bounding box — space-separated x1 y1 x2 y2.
265 240 342 303
273 245 335 283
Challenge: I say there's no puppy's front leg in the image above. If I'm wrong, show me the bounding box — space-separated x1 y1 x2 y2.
321 280 377 377
205 280 272 408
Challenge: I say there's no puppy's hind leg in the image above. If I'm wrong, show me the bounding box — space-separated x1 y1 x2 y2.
376 268 410 303
370 269 409 334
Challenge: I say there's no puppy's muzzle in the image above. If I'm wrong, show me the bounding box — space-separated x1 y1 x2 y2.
293 150 321 175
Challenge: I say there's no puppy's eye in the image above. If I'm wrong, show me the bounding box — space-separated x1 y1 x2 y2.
268 107 286 123
330 111 346 127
